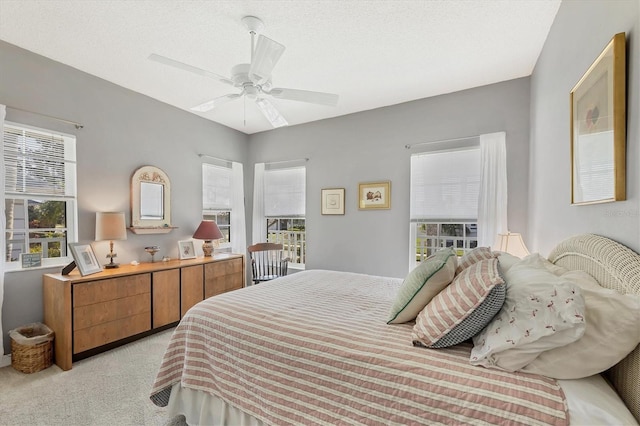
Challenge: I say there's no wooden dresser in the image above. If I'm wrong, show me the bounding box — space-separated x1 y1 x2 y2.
43 253 244 370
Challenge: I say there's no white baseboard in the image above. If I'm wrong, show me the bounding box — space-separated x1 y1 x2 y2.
0 354 11 368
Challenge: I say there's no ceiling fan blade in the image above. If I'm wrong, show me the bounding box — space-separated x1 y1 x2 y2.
249 35 285 85
149 53 234 86
255 98 288 128
190 93 243 112
268 88 339 106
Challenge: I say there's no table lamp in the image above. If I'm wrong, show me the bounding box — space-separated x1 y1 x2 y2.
95 212 127 268
494 232 530 258
193 220 223 257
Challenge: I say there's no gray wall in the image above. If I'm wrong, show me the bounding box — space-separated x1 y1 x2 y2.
248 77 531 279
0 40 249 354
529 0 640 255
3 0 637 360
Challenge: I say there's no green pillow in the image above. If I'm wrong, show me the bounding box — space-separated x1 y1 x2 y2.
387 248 457 324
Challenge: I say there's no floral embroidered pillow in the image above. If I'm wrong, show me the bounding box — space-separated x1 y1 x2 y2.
470 254 586 371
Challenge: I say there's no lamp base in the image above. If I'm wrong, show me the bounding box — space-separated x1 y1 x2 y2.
202 241 214 257
105 251 119 268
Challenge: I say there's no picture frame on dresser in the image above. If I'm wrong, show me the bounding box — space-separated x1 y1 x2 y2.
178 240 196 259
68 242 102 276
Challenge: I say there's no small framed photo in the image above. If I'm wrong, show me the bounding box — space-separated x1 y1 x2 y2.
358 181 391 210
20 252 42 268
178 240 196 260
321 188 345 215
68 243 102 276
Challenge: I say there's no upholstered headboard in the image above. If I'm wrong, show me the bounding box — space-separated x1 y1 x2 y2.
548 234 640 423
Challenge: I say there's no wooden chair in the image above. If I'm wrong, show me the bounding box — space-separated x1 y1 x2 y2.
248 243 290 284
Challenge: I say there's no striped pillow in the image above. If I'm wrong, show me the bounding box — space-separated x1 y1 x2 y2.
456 247 497 275
412 258 505 348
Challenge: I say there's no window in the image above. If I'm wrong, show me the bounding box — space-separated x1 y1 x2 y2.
202 163 232 250
409 147 480 268
4 122 77 268
264 166 306 267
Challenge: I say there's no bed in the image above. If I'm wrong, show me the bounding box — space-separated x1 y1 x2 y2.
150 234 640 425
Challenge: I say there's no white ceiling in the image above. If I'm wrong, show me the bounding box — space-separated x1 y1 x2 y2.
0 0 561 135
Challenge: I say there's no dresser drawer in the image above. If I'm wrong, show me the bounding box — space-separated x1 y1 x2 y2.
73 312 150 354
204 258 244 298
73 293 151 330
73 274 151 307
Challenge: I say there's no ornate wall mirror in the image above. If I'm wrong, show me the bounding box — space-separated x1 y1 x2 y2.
130 165 175 234
570 32 626 205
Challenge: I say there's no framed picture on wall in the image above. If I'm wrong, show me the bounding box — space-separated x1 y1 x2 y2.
178 240 196 260
570 32 626 205
321 188 345 215
358 181 391 210
68 243 102 276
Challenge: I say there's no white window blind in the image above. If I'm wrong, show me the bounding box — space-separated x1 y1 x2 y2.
202 163 232 210
410 148 480 220
264 166 306 217
4 123 76 198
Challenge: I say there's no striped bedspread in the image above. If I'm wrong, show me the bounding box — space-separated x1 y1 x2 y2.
150 270 569 425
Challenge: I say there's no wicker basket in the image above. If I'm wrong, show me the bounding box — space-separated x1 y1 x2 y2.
10 323 54 374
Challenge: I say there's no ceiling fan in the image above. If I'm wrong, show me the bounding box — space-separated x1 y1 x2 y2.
149 16 339 128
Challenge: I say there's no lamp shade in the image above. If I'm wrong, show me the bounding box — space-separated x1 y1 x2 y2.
193 220 223 241
494 232 529 258
95 212 127 241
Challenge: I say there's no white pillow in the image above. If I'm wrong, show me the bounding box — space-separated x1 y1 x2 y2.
494 252 521 273
470 254 586 371
522 269 640 379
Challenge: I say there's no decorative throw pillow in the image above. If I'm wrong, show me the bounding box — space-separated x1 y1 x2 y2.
456 247 497 275
470 254 586 371
522 270 640 379
387 248 457 324
494 252 521 273
412 258 505 348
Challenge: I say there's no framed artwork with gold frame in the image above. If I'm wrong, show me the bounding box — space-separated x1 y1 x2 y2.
358 181 391 210
570 32 626 205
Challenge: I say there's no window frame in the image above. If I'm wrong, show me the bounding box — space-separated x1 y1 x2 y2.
3 121 78 271
262 165 306 268
409 143 480 270
201 161 233 252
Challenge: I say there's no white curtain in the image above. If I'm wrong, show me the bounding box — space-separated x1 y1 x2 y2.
230 162 246 254
0 104 6 356
477 132 508 247
252 163 266 244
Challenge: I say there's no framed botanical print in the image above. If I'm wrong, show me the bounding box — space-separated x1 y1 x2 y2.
358 181 391 210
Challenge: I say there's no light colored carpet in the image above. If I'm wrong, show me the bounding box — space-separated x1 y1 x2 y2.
0 328 186 426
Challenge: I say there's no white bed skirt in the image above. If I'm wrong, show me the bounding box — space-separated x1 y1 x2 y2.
166 374 638 426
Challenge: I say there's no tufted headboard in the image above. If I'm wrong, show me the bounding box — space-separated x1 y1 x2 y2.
548 234 640 423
